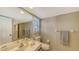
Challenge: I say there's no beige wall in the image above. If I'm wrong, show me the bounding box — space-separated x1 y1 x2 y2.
12 23 18 41
41 11 79 51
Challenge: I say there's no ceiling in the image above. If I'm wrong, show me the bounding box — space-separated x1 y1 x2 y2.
24 7 79 19
0 7 79 23
0 7 33 23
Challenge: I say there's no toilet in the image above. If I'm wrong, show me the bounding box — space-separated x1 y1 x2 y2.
41 40 50 51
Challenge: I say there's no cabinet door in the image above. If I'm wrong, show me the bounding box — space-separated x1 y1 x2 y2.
0 17 12 45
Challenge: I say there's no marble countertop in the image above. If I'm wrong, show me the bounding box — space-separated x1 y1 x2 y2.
0 39 41 51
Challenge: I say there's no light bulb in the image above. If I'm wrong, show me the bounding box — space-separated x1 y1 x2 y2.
20 10 25 14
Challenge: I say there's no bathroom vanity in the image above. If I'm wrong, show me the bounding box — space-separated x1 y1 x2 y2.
0 38 41 51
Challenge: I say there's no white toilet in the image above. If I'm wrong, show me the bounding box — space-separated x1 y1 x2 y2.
41 40 50 51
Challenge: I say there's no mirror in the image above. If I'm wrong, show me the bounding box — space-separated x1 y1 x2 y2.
0 7 41 46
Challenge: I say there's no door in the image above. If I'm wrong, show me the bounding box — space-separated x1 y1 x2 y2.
0 17 12 45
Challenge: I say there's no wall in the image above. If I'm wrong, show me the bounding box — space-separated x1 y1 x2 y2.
12 20 19 41
41 11 79 51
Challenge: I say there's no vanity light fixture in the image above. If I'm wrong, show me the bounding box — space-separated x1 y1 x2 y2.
29 7 33 9
20 10 25 14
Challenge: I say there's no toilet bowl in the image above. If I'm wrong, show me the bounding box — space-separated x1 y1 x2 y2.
41 40 50 51
41 43 50 51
